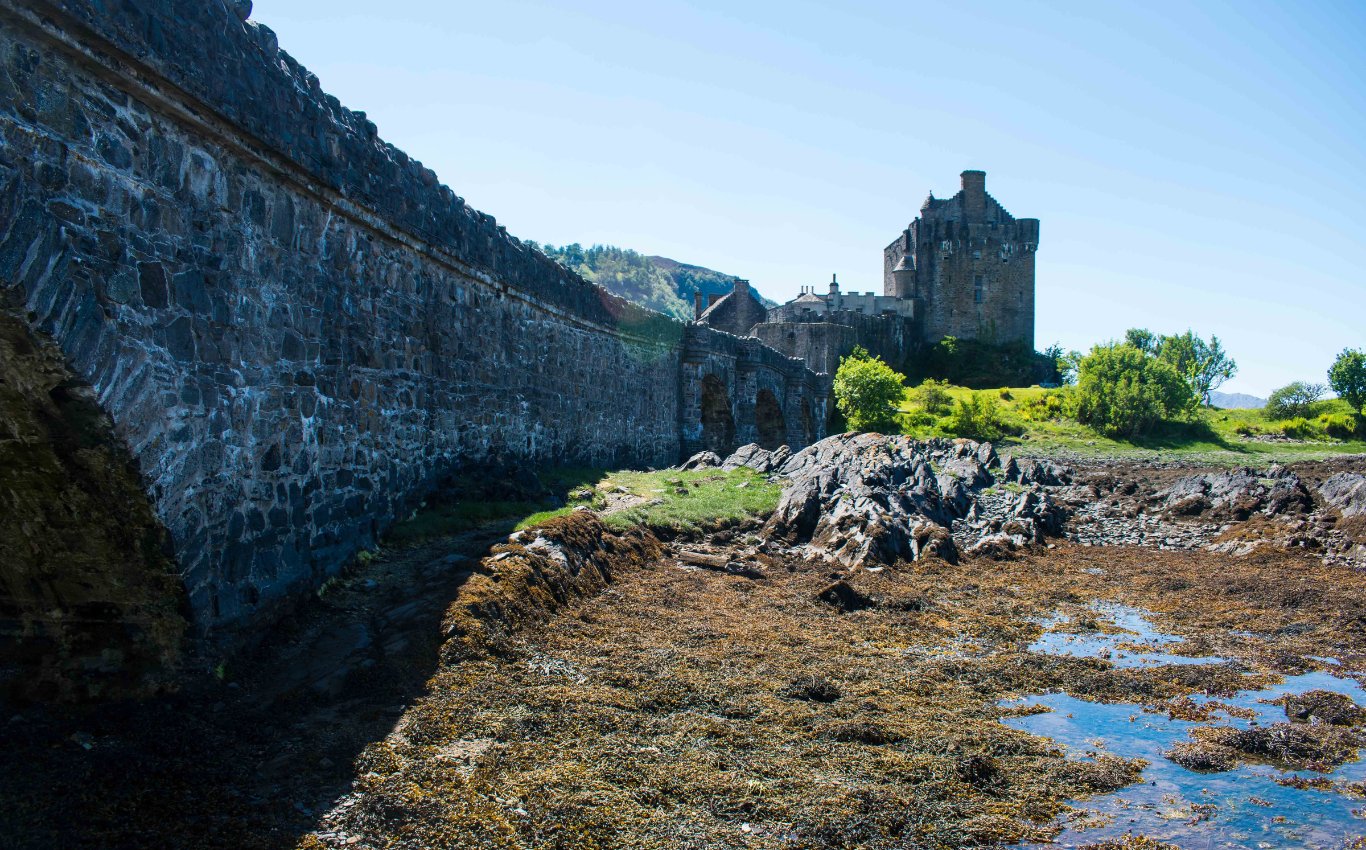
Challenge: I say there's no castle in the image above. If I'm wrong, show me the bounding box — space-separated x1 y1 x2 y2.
697 170 1039 375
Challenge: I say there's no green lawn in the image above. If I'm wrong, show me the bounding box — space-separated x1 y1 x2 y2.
385 465 781 545
897 383 1366 464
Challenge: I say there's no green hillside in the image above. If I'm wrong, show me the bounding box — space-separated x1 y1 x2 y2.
532 242 769 321
897 382 1366 463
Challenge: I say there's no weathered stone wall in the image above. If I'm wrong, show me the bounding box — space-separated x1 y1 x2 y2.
680 325 828 456
0 0 688 644
753 311 918 375
883 171 1038 349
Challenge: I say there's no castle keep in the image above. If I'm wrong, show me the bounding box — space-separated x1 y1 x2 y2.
699 170 1039 375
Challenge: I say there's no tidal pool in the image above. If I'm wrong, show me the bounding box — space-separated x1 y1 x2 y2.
1006 605 1366 848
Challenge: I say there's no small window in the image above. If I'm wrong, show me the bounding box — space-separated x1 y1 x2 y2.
972 249 982 260
974 275 985 304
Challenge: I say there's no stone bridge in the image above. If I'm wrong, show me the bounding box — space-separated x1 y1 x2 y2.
681 325 829 458
0 0 828 699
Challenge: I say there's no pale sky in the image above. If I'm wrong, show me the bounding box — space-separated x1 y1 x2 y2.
255 0 1365 396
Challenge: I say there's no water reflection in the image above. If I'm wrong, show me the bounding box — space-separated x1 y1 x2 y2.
1005 605 1366 848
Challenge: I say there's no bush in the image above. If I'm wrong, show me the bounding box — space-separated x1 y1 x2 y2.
1017 389 1071 422
914 336 1056 388
909 378 954 415
1281 417 1314 440
1074 343 1196 438
947 392 1009 442
833 347 906 433
1266 381 1326 420
899 410 938 430
1319 412 1358 439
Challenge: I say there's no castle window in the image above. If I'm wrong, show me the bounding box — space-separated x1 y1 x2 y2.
974 275 985 304
972 249 982 260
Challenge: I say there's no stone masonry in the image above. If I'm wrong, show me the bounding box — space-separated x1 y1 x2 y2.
0 0 827 690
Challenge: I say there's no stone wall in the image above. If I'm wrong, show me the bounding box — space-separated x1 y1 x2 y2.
0 0 690 646
752 311 918 376
680 325 828 456
882 171 1038 349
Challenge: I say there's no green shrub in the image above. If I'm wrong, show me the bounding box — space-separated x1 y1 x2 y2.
1074 343 1196 438
909 378 954 416
1017 389 1070 422
998 388 1013 400
1280 417 1314 439
1266 381 1326 420
1319 412 1358 439
834 347 906 433
900 410 938 430
947 392 1009 442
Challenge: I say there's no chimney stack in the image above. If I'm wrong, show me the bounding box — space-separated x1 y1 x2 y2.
961 170 986 220
694 291 705 319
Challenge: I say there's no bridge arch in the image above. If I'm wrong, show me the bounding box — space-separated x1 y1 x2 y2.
755 389 786 450
700 374 736 455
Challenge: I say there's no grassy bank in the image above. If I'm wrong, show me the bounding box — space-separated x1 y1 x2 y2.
386 466 782 545
898 383 1366 464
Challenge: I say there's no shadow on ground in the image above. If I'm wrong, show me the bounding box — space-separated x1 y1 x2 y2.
0 467 607 850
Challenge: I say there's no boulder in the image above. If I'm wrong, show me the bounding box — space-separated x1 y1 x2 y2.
720 443 791 473
1319 473 1366 517
679 451 722 471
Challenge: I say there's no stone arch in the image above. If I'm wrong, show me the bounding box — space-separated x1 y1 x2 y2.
700 374 735 455
755 389 786 450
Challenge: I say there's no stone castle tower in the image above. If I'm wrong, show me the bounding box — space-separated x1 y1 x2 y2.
883 170 1039 348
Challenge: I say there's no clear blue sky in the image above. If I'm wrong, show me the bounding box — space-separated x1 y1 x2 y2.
256 0 1364 396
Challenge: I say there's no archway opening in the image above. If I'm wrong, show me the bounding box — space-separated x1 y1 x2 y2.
755 389 787 450
801 397 814 446
701 375 735 455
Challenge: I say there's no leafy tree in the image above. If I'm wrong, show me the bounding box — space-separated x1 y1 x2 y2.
1328 348 1366 416
833 347 906 433
1074 343 1195 437
909 378 954 415
1155 330 1237 404
1124 328 1157 355
1265 381 1326 420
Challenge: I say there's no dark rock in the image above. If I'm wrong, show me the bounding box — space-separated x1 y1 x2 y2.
781 674 841 703
680 451 722 471
816 580 874 613
1283 690 1365 726
721 443 791 473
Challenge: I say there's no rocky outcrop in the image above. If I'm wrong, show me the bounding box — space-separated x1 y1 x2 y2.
1319 474 1366 518
721 443 792 473
1151 469 1313 520
765 434 1070 567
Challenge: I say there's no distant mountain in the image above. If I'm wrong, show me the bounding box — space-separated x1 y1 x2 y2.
531 242 770 322
1209 391 1266 409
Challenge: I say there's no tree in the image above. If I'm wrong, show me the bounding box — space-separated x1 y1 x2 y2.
1074 343 1196 437
1329 348 1366 416
1265 381 1326 420
833 347 906 433
1155 330 1237 404
1124 328 1157 355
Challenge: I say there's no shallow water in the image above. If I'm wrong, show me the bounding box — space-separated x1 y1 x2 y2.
1006 605 1366 848
1028 602 1228 669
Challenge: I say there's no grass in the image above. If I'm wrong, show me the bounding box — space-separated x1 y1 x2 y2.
386 465 782 544
599 467 782 534
898 383 1366 465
